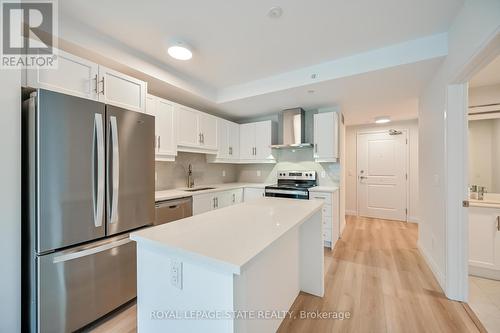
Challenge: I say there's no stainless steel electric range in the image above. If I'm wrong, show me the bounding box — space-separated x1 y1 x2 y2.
265 171 318 200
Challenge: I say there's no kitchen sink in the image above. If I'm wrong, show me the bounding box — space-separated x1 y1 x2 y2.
183 187 216 192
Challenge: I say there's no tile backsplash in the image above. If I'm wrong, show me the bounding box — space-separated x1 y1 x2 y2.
155 152 238 190
236 149 340 186
155 150 339 191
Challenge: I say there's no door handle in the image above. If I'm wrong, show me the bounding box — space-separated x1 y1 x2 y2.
99 76 105 95
109 116 119 224
53 237 131 263
94 74 99 94
93 114 105 227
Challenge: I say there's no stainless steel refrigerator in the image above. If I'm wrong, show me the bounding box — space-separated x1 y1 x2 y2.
22 89 155 333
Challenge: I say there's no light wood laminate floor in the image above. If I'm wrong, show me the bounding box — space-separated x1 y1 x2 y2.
89 216 480 333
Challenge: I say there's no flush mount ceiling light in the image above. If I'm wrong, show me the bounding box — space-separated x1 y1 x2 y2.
167 41 193 60
375 116 391 124
268 6 283 19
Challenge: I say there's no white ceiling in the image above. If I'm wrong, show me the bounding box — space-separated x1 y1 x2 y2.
218 58 444 124
59 0 464 124
470 54 500 88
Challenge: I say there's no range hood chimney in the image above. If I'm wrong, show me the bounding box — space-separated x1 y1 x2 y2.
271 108 313 149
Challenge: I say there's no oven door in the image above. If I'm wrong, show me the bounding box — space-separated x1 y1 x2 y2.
265 188 309 200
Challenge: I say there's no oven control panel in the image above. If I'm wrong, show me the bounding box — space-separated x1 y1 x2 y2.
277 171 317 180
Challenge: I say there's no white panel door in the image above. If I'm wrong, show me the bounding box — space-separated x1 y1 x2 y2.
156 99 177 156
357 130 407 221
469 207 500 270
177 106 200 147
254 121 272 160
200 114 217 150
240 123 255 160
314 112 338 161
216 119 230 159
244 188 265 201
98 66 147 112
192 193 215 215
228 122 240 160
27 50 99 100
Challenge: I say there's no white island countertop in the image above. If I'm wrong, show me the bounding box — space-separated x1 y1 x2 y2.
131 197 323 274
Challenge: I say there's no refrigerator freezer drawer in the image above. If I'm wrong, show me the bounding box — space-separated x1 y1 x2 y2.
37 235 136 333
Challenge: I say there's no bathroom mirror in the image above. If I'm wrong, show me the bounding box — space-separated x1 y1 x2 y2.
468 115 500 193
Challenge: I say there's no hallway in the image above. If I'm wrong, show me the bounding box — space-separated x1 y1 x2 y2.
278 216 480 332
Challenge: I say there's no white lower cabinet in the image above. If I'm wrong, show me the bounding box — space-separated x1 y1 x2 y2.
469 206 500 278
192 188 244 215
310 190 339 249
244 188 265 201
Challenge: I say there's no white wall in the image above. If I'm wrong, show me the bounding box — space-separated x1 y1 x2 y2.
345 120 419 222
469 83 500 106
418 0 500 289
0 70 21 332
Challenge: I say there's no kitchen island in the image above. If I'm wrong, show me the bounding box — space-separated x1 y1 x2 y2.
130 197 324 333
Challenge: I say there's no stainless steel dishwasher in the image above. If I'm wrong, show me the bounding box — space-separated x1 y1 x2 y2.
155 197 193 225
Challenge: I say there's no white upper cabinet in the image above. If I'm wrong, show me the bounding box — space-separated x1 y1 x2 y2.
239 123 255 160
146 94 177 161
314 112 339 162
177 105 199 147
26 49 147 113
239 120 276 162
26 50 99 100
199 113 217 150
98 66 147 113
212 119 240 162
177 106 218 153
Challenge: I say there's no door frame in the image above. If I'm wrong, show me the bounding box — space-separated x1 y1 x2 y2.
445 29 500 301
355 128 410 222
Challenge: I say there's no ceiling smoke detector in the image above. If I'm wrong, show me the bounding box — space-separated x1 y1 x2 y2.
268 6 283 19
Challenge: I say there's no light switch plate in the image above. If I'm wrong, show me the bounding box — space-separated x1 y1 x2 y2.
257 170 261 177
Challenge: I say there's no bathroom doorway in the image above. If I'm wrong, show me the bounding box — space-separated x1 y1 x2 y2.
467 54 500 332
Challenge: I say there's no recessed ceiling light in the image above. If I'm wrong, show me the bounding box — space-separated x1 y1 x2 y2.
167 42 192 60
375 116 391 124
268 6 283 19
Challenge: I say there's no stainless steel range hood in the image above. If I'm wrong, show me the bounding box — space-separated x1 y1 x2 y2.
271 107 313 149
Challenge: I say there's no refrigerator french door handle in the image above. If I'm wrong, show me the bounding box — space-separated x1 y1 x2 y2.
93 113 105 227
52 237 132 263
109 116 120 224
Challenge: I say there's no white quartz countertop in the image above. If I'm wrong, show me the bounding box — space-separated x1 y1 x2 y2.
130 197 323 274
469 193 500 209
155 182 270 201
309 185 339 193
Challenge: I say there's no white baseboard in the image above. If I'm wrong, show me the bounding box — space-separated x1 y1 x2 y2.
417 241 445 290
345 209 357 216
407 216 419 224
469 265 500 280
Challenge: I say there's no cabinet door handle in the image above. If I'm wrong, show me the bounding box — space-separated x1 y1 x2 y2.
213 197 216 209
99 76 105 95
94 74 99 94
215 197 218 208
497 216 500 231
232 193 235 203
158 136 161 149
315 143 318 153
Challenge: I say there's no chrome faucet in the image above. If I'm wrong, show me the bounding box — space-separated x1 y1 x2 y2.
187 164 194 188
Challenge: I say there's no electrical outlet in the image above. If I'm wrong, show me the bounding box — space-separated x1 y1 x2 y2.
222 170 226 177
257 170 261 177
170 260 183 289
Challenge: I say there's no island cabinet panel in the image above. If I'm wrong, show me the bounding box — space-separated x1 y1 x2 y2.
244 187 265 201
131 201 324 333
